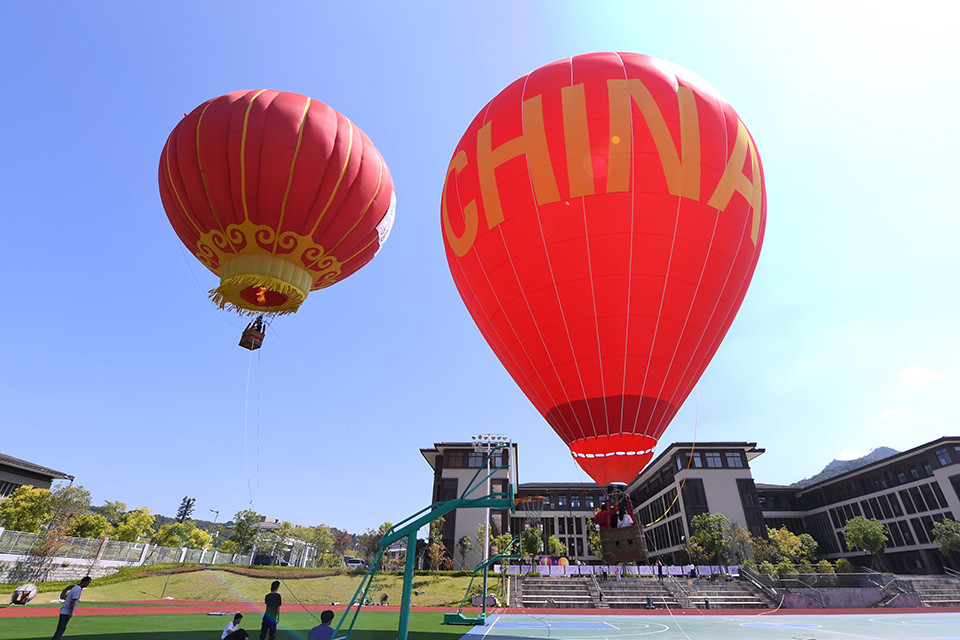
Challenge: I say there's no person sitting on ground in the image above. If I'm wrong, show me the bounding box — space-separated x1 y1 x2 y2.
222 613 244 639
308 609 336 640
224 629 249 640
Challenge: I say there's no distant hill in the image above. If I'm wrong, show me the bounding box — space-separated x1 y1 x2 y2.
791 447 900 488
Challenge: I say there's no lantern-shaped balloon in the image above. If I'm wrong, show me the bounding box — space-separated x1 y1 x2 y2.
159 90 395 315
441 53 765 486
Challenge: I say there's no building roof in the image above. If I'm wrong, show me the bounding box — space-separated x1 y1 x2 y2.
0 452 72 481
634 441 765 482
792 435 960 494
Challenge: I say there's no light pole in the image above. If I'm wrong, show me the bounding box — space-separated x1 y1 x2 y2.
472 433 509 564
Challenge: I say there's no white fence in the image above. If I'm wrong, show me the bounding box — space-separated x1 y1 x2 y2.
0 527 253 582
495 563 740 577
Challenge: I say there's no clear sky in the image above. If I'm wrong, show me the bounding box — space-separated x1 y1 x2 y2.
2 1 957 535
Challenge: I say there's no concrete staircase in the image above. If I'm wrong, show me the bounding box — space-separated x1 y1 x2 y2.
512 576 774 610
513 577 595 609
595 577 681 609
677 577 774 609
904 575 960 607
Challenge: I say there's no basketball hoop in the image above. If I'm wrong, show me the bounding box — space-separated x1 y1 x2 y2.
515 496 547 528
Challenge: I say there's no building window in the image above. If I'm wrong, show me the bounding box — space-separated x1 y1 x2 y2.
705 452 722 468
571 494 581 508
686 452 703 468
676 456 684 471
923 463 933 476
467 451 484 468
0 481 23 497
725 452 744 468
558 495 567 507
909 467 920 480
445 450 465 468
586 495 594 509
896 471 907 484
936 448 951 466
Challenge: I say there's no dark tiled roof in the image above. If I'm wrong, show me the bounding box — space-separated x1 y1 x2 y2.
0 452 72 480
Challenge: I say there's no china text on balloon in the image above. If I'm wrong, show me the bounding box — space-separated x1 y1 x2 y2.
442 79 763 258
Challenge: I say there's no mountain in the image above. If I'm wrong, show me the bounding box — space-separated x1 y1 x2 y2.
791 447 900 488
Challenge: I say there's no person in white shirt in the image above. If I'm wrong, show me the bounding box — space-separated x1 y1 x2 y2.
52 576 91 640
618 508 634 528
222 613 244 638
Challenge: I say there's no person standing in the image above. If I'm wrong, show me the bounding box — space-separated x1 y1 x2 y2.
656 560 664 582
51 576 91 640
308 610 336 640
259 581 282 640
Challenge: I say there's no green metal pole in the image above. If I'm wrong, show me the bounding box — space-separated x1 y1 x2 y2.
397 532 417 640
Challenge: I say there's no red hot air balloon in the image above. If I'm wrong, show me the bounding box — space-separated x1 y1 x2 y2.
159 90 395 316
441 53 765 486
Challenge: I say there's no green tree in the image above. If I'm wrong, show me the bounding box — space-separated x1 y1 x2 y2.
228 509 261 552
520 527 543 560
152 521 210 549
475 523 493 557
92 500 127 526
218 539 239 554
457 535 474 569
587 525 603 559
175 497 196 523
931 518 960 556
66 513 113 539
766 526 819 563
305 524 334 566
727 524 754 565
0 485 52 532
841 516 888 569
689 513 731 566
49 483 92 520
546 534 567 557
113 508 155 542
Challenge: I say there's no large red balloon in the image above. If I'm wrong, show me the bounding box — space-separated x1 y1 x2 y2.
441 53 765 486
159 90 395 315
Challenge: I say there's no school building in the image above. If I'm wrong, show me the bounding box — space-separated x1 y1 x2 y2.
422 436 960 574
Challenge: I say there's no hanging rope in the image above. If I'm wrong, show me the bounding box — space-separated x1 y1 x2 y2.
644 385 700 528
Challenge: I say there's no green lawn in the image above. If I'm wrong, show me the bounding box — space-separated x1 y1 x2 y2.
0 610 470 640
13 569 497 608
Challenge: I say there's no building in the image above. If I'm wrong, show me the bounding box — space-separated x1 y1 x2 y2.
625 442 767 564
0 452 72 497
423 436 960 573
513 482 606 559
756 436 960 574
420 439 518 569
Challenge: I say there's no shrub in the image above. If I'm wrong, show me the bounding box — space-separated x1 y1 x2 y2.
758 561 776 577
816 559 835 574
774 559 796 579
835 558 854 573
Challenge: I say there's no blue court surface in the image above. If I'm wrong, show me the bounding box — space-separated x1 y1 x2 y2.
461 612 960 640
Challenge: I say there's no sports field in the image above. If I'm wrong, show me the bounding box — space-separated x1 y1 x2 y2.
4 606 960 640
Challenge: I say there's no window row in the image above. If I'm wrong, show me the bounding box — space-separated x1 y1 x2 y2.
645 515 685 552
443 449 509 469
675 451 744 471
638 488 678 527
828 482 951 530
0 481 23 497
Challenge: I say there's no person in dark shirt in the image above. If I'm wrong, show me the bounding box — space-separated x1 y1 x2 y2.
259 581 282 640
225 630 249 640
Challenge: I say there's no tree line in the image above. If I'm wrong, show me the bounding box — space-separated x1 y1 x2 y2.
686 512 960 576
0 483 394 569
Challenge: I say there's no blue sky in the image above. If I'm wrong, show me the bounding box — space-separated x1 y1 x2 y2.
2 1 957 534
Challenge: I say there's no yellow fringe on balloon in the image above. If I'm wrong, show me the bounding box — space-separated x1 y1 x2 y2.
211 274 308 316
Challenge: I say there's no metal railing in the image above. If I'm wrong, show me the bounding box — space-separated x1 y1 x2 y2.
738 565 780 602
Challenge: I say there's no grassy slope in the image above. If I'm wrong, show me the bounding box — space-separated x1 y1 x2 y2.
17 569 498 608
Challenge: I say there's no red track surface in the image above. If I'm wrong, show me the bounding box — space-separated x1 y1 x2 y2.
3 601 958 618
